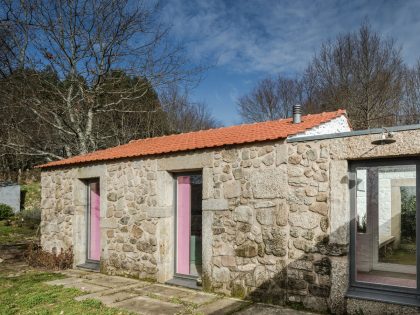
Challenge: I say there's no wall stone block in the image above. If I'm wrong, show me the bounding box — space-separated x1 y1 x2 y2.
250 167 288 199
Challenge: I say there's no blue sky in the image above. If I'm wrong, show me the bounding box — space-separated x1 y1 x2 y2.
161 0 420 126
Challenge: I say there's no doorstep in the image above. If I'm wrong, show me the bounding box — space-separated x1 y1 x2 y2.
165 276 202 290
76 261 100 272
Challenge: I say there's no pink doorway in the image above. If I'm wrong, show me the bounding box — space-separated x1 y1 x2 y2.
176 176 191 275
176 174 203 277
88 181 101 261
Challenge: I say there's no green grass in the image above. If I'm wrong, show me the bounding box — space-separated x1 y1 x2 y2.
21 182 41 211
379 246 416 266
0 272 133 315
0 220 38 244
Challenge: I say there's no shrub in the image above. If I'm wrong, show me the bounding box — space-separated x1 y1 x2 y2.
0 203 14 220
401 187 416 243
25 243 73 270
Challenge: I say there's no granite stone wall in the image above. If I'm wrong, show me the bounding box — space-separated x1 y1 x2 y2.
201 141 342 312
41 169 76 254
103 159 160 279
40 128 420 314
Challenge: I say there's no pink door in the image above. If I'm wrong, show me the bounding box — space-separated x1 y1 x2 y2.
88 181 101 261
176 176 191 275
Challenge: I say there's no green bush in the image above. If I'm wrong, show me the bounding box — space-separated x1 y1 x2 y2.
0 204 14 220
401 187 416 243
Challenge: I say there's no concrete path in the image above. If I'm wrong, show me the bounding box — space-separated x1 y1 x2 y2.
46 269 316 315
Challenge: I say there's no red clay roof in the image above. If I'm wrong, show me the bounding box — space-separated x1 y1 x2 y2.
37 110 346 169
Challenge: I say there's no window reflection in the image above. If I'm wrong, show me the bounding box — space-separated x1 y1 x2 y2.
356 165 416 288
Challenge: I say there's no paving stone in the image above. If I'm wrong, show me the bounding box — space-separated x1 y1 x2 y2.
79 273 108 281
179 291 219 305
94 290 139 306
111 296 184 315
75 284 141 302
196 298 249 315
75 288 117 302
62 280 109 293
87 275 140 288
45 277 84 286
235 303 316 315
58 269 92 278
135 284 190 300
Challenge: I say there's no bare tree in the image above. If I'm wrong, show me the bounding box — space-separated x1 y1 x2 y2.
304 22 404 129
0 0 201 163
237 76 303 123
160 85 220 133
399 62 420 125
0 2 30 78
0 23 14 77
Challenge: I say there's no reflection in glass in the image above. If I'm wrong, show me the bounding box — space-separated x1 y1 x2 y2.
355 165 416 288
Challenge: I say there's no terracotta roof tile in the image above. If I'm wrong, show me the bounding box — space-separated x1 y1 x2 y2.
37 110 346 169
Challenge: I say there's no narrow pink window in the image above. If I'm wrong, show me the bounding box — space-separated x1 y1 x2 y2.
176 176 191 275
88 181 101 261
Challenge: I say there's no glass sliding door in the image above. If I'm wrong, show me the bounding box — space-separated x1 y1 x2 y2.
87 180 101 261
176 174 202 277
354 163 417 288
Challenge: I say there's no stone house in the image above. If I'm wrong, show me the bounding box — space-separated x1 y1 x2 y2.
38 107 420 314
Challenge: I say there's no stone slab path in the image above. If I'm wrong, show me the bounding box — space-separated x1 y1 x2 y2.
46 269 317 315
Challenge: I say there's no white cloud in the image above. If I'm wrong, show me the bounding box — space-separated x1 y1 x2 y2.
161 0 420 75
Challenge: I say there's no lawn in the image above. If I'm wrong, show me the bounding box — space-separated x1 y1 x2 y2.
0 220 39 244
0 272 133 315
21 182 41 211
379 247 416 266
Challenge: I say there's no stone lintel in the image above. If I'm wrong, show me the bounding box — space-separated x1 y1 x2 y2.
157 152 212 171
202 199 229 211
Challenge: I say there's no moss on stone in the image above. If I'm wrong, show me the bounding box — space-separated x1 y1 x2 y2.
231 283 247 299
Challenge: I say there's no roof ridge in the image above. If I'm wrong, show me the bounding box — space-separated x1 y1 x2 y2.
129 115 291 144
124 109 348 145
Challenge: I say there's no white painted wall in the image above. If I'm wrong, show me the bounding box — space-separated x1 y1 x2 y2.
379 167 415 238
289 115 351 139
0 184 20 213
356 169 367 230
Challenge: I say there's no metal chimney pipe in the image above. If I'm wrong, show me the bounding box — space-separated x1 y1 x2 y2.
292 104 302 124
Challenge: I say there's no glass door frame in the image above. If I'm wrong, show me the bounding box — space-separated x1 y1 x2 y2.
349 158 420 304
86 179 101 263
173 171 203 279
